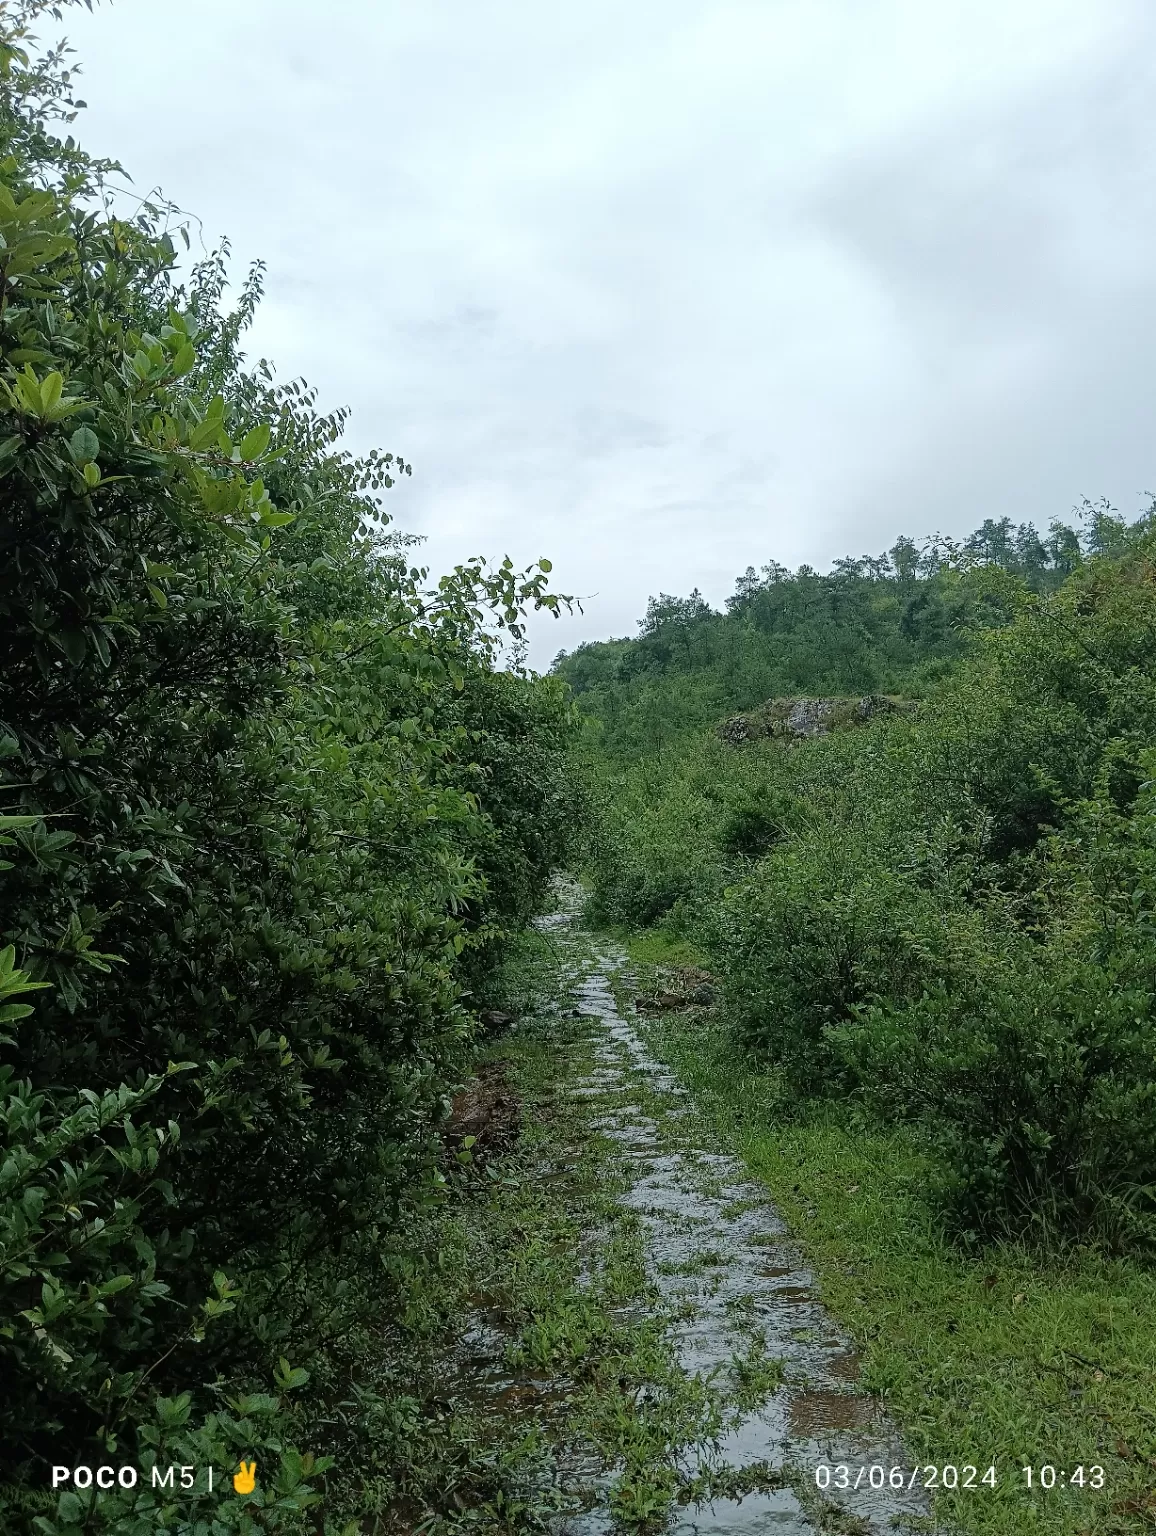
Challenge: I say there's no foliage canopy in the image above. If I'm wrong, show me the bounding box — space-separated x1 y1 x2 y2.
0 5 578 1528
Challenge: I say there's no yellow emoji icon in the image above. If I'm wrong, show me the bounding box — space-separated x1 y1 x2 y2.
233 1460 256 1495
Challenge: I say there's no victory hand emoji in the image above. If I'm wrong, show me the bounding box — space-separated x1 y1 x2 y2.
233 1460 257 1495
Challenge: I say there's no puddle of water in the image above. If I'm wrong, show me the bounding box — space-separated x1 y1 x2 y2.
707 1407 790 1469
671 1487 809 1533
828 1350 861 1383
787 1389 878 1434
494 1377 574 1413
438 890 933 1535
555 1511 617 1536
759 1285 813 1305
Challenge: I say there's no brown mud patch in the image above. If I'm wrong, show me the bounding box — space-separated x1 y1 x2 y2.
635 965 718 1012
787 1389 878 1435
446 1060 522 1159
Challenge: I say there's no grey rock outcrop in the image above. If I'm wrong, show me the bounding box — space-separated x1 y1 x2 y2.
719 693 911 746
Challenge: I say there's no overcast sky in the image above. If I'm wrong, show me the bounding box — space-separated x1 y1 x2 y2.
63 0 1156 665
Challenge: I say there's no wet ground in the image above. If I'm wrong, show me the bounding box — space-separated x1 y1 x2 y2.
451 896 938 1535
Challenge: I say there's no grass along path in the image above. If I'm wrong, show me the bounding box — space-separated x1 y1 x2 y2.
345 886 949 1533
618 928 1156 1536
557 905 936 1535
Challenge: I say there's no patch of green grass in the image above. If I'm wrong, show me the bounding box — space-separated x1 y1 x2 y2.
728 1330 787 1413
320 914 761 1535
656 1247 726 1277
622 927 710 969
636 1004 1156 1536
576 1329 727 1531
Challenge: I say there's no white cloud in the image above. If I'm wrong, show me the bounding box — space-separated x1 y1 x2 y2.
66 0 1156 662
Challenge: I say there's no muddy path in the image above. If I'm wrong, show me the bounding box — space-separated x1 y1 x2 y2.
437 888 938 1535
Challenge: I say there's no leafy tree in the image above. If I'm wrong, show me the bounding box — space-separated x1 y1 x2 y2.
0 6 577 1528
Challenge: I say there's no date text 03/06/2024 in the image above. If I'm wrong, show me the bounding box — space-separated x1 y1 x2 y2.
815 1465 1107 1493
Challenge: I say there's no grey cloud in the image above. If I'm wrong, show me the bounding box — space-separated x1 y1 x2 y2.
574 408 671 457
806 34 1156 337
65 0 1156 661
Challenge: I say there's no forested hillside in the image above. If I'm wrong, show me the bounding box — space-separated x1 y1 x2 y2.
0 5 576 1529
555 506 1129 760
573 500 1156 1248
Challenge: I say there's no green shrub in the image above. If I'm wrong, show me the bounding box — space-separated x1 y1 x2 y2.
923 765 1156 1249
0 6 577 1524
713 831 963 1092
836 956 1156 1251
582 758 726 930
715 563 1156 1246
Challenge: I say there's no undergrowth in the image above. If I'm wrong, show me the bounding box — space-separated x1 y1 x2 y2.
621 931 1156 1536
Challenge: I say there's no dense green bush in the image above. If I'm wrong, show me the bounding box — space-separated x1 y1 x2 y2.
837 957 1156 1250
829 757 1156 1249
576 497 1156 1252
730 550 1156 1246
0 6 577 1527
715 830 968 1092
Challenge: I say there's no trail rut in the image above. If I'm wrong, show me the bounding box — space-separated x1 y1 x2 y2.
543 900 933 1535
444 890 938 1534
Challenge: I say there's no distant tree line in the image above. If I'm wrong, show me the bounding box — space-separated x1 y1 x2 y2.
554 502 1152 759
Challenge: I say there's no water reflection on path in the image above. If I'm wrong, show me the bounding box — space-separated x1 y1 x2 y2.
542 902 934 1536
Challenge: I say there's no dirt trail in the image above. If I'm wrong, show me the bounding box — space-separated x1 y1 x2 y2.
438 890 937 1534
544 896 933 1536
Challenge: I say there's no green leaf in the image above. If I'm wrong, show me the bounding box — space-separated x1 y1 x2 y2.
188 415 221 450
274 1355 310 1391
58 1490 83 1522
40 371 63 411
239 422 271 460
68 425 99 463
59 629 86 664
